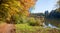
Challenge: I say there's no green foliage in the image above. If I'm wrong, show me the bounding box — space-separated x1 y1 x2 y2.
0 3 9 21
16 24 42 33
27 17 43 26
56 0 60 12
10 14 27 24
16 24 60 33
27 17 36 26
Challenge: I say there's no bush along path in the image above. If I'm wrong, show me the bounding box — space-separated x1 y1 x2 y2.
0 23 16 33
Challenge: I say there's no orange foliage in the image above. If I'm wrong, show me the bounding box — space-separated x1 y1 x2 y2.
19 0 37 16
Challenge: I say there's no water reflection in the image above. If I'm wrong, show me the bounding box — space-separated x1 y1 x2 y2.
43 23 58 28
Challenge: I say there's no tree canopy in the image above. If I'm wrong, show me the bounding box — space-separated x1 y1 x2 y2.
0 0 37 23
56 0 60 11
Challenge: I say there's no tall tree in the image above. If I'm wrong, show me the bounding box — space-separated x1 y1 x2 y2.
56 0 60 11
0 0 37 23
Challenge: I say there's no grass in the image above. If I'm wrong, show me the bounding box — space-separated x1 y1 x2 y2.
16 23 42 33
16 23 60 33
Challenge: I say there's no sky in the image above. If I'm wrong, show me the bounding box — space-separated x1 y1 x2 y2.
31 0 57 13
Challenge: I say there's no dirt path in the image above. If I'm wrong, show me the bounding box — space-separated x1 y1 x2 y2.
0 23 16 33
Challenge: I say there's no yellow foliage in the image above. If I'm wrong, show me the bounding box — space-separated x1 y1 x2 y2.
0 0 37 23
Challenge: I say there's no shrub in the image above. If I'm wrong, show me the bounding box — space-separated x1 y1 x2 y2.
10 14 27 24
27 17 42 26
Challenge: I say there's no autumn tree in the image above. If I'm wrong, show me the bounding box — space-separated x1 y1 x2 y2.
0 0 37 23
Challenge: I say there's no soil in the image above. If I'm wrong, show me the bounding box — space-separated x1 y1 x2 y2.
0 23 16 33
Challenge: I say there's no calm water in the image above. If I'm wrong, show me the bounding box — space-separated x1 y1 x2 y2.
43 23 58 28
